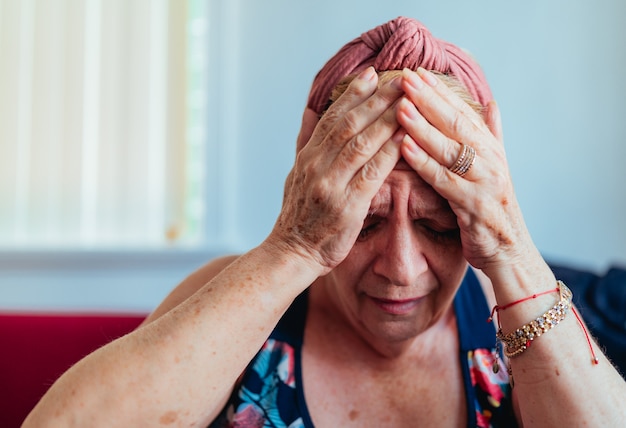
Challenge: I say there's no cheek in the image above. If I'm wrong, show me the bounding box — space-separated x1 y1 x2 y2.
425 241 466 284
339 242 377 274
325 246 374 297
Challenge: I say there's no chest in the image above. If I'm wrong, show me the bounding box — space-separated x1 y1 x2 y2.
301 339 466 427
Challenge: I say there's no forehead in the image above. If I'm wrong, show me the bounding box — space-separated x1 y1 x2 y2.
369 170 452 216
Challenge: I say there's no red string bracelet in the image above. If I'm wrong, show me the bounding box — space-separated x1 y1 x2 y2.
572 306 600 365
487 287 558 375
488 284 600 373
487 287 559 325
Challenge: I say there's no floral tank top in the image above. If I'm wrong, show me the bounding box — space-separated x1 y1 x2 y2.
209 269 516 427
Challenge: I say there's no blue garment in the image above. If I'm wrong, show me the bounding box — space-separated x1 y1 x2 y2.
210 269 516 427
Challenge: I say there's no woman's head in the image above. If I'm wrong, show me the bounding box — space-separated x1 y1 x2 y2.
297 16 492 151
301 18 487 346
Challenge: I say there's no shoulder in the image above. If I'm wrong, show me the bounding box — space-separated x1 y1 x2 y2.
141 254 241 325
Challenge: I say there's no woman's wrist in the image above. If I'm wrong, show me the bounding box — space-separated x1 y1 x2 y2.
257 234 327 286
479 244 560 326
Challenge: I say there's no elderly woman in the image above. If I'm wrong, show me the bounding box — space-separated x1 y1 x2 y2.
25 17 625 427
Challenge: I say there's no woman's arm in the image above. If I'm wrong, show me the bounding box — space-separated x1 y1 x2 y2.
23 245 320 427
23 67 405 427
397 67 626 426
139 254 240 327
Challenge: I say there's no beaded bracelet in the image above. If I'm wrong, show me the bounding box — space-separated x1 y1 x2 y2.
495 280 572 358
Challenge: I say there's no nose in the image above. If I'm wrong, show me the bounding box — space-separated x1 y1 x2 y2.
371 220 428 287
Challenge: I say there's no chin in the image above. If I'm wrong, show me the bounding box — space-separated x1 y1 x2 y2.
364 318 428 344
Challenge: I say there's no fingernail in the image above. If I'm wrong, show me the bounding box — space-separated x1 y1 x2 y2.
399 98 418 119
402 68 423 89
389 75 403 91
417 67 438 86
402 134 420 154
358 66 376 82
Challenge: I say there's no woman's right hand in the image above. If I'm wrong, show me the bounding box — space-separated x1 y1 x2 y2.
267 67 404 275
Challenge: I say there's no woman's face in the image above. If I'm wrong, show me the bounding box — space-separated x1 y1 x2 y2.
321 167 467 346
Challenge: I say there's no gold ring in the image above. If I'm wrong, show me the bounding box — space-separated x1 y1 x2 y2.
449 144 476 177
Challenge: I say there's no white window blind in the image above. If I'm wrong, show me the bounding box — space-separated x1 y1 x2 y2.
0 0 208 250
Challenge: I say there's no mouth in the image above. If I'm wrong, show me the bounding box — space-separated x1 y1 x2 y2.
368 296 423 315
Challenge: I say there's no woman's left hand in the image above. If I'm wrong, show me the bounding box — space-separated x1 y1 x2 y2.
396 68 533 272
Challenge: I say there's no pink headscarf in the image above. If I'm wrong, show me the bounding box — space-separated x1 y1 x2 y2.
297 16 492 150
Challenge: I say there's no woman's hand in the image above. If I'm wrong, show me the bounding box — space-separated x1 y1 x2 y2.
396 68 534 272
267 67 404 275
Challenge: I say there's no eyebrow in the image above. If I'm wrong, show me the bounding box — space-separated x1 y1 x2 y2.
367 181 456 222
368 188 392 216
408 193 456 222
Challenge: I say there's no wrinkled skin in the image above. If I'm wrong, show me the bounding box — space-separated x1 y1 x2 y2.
269 66 530 283
396 68 531 273
23 67 626 428
320 169 468 347
269 67 405 274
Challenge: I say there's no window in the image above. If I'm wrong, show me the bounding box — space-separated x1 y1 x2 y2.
0 0 209 250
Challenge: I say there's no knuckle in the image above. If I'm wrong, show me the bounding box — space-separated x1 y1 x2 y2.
309 175 332 198
349 133 369 157
316 113 336 136
446 143 462 168
346 78 371 99
359 160 382 183
432 163 450 182
301 158 323 182
451 112 467 136
317 119 332 136
338 110 361 139
490 169 510 190
367 85 401 114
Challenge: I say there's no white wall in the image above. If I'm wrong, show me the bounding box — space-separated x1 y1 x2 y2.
1 0 624 312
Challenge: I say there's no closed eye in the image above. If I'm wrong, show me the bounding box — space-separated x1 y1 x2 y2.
417 220 460 243
358 215 383 241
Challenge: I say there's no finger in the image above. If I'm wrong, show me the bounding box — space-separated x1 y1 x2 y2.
396 97 461 170
349 128 404 201
322 74 404 164
401 68 489 149
307 67 379 150
330 94 402 179
400 134 471 202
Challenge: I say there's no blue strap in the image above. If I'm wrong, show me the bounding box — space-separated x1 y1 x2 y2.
454 268 497 351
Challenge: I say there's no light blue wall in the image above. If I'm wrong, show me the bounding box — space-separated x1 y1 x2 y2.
1 0 624 312
229 0 626 270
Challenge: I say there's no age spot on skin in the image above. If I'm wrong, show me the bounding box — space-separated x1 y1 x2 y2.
349 409 359 421
159 410 178 425
485 221 513 246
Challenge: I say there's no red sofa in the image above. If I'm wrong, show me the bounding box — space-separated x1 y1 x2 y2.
0 312 145 428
